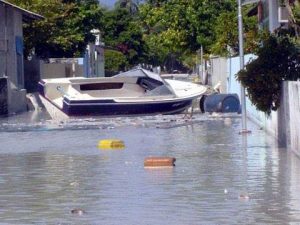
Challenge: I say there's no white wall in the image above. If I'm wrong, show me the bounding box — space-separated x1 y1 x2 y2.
209 57 228 93
225 54 279 137
210 55 299 152
40 62 84 79
286 81 300 155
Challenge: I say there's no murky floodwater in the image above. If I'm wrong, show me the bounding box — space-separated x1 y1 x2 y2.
1 111 300 224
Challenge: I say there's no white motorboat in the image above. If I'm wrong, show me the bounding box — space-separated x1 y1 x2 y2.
38 68 207 116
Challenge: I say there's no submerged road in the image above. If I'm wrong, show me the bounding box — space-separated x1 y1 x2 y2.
0 111 299 224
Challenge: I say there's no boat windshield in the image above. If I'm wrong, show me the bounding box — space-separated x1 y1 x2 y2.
144 85 175 96
114 68 164 83
115 68 176 96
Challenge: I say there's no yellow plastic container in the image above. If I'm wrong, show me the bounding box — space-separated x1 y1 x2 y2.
98 139 125 150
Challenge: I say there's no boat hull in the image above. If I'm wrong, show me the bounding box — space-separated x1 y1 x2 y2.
37 68 207 117
62 98 193 116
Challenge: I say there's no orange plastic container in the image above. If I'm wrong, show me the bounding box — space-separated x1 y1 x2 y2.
144 157 176 167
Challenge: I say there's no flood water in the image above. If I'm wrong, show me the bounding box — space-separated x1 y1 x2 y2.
1 111 300 224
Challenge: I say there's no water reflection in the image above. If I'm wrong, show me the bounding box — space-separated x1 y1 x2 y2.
0 112 300 224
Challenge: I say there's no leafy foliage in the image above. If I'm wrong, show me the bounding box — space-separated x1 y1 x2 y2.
7 0 103 58
9 0 286 75
104 49 128 72
293 1 300 25
186 0 236 52
139 0 241 70
139 0 189 67
211 8 260 56
236 34 300 115
101 7 147 69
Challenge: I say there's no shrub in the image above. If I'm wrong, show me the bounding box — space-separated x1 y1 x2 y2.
236 34 300 115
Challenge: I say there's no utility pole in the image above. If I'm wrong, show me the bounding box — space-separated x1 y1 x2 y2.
200 45 204 82
238 0 250 134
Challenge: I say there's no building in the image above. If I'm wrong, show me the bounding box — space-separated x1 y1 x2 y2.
247 0 289 32
0 0 43 115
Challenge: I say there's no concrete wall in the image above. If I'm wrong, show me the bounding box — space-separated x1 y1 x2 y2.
225 55 284 139
210 55 299 154
209 54 256 94
24 59 84 92
40 62 84 79
5 8 23 88
0 4 27 115
209 57 228 93
285 81 300 155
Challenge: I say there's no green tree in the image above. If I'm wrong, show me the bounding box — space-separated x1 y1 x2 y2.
102 7 147 67
139 0 238 70
211 8 259 56
184 0 236 52
139 0 190 68
8 0 103 58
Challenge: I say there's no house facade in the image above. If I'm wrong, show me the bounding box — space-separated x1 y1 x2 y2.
261 0 290 31
246 0 289 32
0 0 42 115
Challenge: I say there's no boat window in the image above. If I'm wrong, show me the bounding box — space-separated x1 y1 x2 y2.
137 78 162 90
80 83 124 91
144 85 174 96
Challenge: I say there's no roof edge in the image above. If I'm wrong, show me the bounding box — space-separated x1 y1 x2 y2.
0 0 44 21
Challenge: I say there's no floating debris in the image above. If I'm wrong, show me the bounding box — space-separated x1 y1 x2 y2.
71 208 86 215
224 118 232 126
70 182 79 186
98 139 125 150
144 157 176 168
239 193 250 201
238 130 252 135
